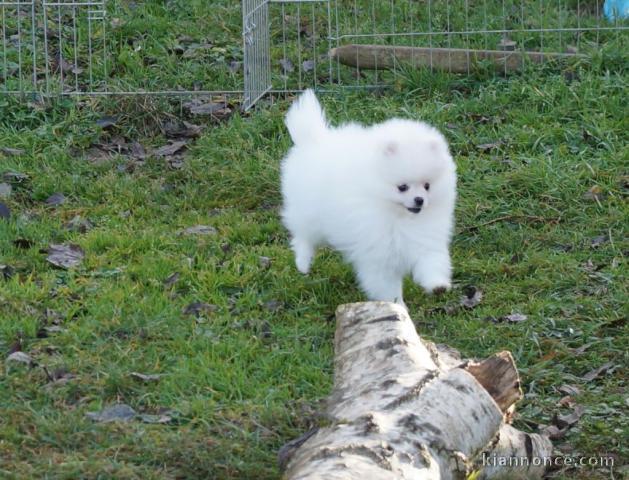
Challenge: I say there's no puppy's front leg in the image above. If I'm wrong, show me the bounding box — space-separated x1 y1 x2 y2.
412 249 452 295
355 262 405 306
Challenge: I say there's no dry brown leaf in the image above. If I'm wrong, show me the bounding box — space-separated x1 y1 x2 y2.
0 182 12 198
590 234 608 248
558 384 581 396
581 361 615 382
6 351 32 365
96 116 118 129
153 140 188 158
259 256 272 269
280 58 295 73
1 264 14 279
476 141 503 152
44 244 85 269
163 272 180 288
130 141 148 159
570 342 593 356
183 302 218 316
501 313 528 323
83 146 114 164
558 395 576 407
45 192 66 207
460 286 483 309
302 60 315 72
0 202 9 220
583 185 605 202
540 424 568 440
1 147 26 157
139 413 173 424
2 171 28 182
130 372 163 382
64 215 94 233
181 225 217 235
86 404 136 423
163 120 203 138
554 405 584 429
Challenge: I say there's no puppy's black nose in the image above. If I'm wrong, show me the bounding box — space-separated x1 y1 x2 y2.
414 197 424 207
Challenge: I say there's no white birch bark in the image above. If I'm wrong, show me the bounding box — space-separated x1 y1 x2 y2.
281 302 552 480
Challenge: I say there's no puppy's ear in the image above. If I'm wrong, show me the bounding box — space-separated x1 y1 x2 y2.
429 136 448 155
384 142 398 156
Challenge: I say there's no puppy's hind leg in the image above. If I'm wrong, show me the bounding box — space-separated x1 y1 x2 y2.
291 237 316 274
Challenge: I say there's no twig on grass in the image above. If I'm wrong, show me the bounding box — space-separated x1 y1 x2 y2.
462 214 560 232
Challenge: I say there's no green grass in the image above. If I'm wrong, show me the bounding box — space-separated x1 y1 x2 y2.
1 2 628 479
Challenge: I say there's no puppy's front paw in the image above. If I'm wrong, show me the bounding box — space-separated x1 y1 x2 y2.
431 285 451 295
420 279 451 295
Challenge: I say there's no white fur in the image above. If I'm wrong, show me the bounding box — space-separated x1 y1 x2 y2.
281 90 457 306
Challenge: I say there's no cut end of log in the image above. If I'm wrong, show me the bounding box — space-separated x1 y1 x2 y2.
464 351 522 412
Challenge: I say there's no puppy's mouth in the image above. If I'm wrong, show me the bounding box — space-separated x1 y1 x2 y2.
407 207 422 214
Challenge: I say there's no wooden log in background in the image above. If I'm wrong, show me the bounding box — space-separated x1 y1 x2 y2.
330 44 584 73
280 302 552 480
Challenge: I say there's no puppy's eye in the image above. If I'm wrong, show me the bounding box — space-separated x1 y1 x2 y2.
397 184 409 193
424 182 430 191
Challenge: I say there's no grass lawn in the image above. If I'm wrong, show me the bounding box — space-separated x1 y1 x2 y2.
1 1 627 479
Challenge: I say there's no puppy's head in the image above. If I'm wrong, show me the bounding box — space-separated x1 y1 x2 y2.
371 119 456 215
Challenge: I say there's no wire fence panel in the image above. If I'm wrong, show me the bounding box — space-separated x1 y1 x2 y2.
243 0 272 110
268 0 334 94
1 1 248 99
323 0 628 88
1 0 627 108
266 1 627 97
42 0 107 95
1 0 37 94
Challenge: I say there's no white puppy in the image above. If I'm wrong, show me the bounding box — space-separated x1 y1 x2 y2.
280 90 457 305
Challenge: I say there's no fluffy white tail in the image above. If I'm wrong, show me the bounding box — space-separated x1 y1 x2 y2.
285 89 328 145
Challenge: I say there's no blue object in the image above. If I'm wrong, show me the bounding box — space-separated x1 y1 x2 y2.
604 0 629 21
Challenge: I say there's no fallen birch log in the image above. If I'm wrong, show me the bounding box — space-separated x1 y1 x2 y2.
329 44 583 73
280 302 552 480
